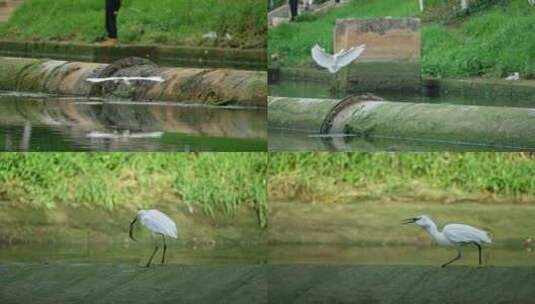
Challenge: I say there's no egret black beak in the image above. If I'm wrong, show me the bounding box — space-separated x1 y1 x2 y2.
402 218 418 225
129 217 137 241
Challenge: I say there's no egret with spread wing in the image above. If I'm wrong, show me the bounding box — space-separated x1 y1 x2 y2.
404 215 492 267
129 209 178 267
86 76 164 85
311 44 366 74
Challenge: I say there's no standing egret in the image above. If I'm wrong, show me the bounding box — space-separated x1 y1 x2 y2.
404 215 492 267
311 44 366 74
129 209 178 267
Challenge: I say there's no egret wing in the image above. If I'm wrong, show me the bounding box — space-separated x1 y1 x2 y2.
336 44 366 68
141 209 178 238
443 224 491 244
311 44 335 69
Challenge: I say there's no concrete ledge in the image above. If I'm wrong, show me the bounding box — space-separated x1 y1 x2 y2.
269 265 535 304
425 78 535 101
0 40 267 71
0 264 266 304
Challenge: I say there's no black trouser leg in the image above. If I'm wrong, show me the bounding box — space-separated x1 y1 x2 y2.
289 0 299 20
105 0 121 39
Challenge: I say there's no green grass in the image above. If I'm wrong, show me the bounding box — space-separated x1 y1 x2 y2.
0 153 268 227
268 153 535 204
268 0 419 66
0 0 266 48
268 0 535 79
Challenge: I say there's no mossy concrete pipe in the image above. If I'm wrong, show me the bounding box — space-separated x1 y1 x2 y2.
268 95 535 148
0 57 267 107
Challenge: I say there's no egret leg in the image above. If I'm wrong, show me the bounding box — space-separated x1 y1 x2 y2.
441 245 462 268
161 234 167 265
146 245 159 267
475 243 482 266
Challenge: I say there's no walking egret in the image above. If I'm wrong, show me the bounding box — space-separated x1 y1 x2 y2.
311 44 366 74
129 209 178 267
404 215 492 267
86 76 164 85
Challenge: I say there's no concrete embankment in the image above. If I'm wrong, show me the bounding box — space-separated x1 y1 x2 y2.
0 263 266 304
0 40 266 70
268 264 535 304
0 57 267 107
268 95 535 148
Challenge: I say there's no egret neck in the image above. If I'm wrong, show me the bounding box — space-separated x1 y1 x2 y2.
421 220 453 246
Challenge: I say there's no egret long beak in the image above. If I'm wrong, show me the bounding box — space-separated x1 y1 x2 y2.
402 218 418 225
129 217 137 241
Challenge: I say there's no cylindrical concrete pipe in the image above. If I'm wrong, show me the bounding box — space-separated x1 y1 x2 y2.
268 95 535 149
0 57 266 107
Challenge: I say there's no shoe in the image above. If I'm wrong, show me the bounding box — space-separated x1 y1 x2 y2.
99 38 117 47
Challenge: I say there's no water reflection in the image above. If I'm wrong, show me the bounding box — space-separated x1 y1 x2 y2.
3 243 532 267
0 243 268 265
0 93 267 151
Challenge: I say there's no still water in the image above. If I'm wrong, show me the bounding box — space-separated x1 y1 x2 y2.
1 243 533 267
269 81 535 151
0 92 266 152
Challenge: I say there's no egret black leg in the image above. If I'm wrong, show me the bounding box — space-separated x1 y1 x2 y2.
475 243 482 266
146 245 159 267
441 245 462 268
161 234 167 265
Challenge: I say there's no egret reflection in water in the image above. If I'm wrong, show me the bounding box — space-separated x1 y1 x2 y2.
0 93 266 151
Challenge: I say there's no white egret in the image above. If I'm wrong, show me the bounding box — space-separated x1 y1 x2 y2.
311 44 366 74
505 72 520 81
86 130 164 139
530 0 535 6
129 209 178 267
404 215 492 267
86 76 164 85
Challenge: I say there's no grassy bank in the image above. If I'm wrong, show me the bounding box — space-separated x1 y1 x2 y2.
268 153 535 204
268 0 535 79
0 0 266 48
0 153 268 228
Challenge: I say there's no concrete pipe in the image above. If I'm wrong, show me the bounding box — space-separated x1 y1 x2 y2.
268 95 535 149
0 57 267 107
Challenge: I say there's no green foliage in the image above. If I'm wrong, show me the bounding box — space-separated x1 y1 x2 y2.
269 153 535 201
0 153 267 227
269 0 535 79
268 0 419 66
423 0 535 78
0 0 266 48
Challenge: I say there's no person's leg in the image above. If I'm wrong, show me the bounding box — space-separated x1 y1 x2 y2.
289 0 298 21
105 0 116 39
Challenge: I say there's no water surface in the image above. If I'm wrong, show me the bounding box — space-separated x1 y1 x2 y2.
0 92 266 152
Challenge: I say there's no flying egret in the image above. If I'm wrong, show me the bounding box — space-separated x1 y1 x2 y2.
86 76 165 86
86 130 164 139
311 44 366 74
129 209 178 267
404 215 492 268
